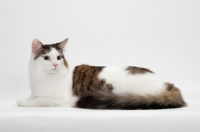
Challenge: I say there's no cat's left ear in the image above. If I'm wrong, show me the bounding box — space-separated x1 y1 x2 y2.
32 39 43 55
57 38 69 49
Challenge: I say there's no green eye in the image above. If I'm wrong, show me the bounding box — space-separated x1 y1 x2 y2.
43 56 50 60
57 56 61 60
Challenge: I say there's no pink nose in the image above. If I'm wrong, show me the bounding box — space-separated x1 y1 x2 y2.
53 63 58 67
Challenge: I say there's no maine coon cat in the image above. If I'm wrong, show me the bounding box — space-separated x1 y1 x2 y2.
17 38 186 109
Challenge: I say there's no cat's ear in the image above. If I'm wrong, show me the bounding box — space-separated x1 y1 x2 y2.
57 38 68 49
32 39 43 54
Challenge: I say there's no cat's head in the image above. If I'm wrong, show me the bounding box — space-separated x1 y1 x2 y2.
31 38 69 74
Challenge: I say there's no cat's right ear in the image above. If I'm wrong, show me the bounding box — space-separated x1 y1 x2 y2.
32 39 43 55
57 38 69 49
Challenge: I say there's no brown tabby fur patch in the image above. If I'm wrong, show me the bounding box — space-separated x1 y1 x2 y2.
157 82 186 107
127 66 153 74
72 65 105 96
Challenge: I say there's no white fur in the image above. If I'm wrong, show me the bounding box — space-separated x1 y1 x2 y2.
17 48 77 107
98 66 166 96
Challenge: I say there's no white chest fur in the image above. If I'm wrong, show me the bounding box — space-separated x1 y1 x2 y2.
30 71 69 98
29 58 74 103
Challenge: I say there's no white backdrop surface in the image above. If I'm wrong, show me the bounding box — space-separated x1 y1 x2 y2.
0 0 200 132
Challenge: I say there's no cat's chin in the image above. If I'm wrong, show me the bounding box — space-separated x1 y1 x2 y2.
49 69 58 74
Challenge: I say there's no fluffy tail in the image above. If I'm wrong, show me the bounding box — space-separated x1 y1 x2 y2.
76 83 186 109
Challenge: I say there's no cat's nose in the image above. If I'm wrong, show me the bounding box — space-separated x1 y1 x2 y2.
53 63 58 67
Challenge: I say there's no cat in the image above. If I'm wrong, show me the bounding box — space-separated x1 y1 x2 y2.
17 38 186 109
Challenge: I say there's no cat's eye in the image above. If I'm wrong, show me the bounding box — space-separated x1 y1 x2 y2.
57 56 62 60
43 56 50 60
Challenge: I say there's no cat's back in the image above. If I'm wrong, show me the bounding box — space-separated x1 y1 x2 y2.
72 65 166 96
98 66 166 95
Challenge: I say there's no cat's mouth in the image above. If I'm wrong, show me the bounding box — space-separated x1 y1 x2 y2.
50 68 58 73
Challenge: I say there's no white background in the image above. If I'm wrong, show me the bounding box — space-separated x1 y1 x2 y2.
0 0 200 102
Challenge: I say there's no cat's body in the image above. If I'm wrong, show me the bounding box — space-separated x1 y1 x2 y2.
17 38 186 109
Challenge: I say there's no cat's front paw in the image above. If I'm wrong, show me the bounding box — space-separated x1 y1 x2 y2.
17 98 29 107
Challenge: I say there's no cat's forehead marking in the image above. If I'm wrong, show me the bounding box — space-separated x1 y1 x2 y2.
34 43 63 60
47 48 60 57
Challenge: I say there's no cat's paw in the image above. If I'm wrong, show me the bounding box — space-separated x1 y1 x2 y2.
17 98 29 107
